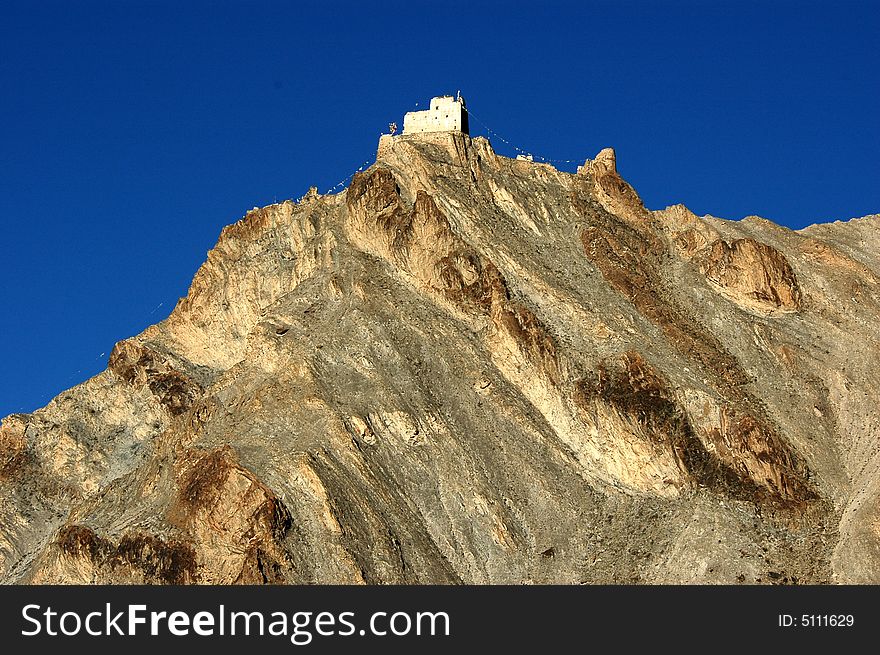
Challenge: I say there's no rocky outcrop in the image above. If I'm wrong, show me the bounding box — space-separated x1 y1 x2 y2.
27 445 293 584
578 147 648 221
169 446 293 584
42 526 198 584
573 351 813 504
0 415 30 481
109 340 202 416
1 130 877 585
698 238 802 313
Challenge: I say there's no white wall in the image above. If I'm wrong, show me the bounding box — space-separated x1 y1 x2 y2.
403 96 467 134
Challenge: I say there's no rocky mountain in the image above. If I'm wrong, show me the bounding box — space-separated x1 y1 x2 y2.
2 131 878 584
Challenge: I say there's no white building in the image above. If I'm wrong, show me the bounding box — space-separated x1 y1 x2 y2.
402 95 469 135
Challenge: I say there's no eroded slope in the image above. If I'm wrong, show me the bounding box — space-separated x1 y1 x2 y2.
2 132 877 584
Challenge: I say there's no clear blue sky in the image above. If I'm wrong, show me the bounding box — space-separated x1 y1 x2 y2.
1 0 877 417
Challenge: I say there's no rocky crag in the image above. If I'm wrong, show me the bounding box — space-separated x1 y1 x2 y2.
2 132 878 584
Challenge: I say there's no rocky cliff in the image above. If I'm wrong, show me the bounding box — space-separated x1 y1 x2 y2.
2 131 879 584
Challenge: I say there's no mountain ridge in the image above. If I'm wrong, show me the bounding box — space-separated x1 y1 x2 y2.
2 132 878 584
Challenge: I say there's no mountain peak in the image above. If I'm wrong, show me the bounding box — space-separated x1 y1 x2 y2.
2 117 878 585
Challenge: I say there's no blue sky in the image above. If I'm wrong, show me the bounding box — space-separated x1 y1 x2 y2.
1 0 878 417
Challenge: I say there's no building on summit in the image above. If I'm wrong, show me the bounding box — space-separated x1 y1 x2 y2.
402 94 469 135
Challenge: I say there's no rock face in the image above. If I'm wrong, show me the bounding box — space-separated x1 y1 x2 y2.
698 238 802 313
2 132 879 584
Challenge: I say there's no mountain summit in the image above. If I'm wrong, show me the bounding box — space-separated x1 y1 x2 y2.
2 122 879 584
